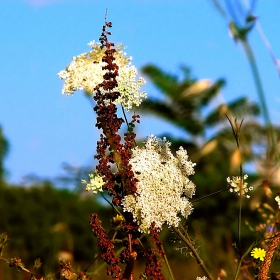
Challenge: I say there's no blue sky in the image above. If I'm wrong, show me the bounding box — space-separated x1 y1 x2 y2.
1 0 280 185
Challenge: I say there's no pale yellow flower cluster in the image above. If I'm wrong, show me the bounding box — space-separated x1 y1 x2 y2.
275 196 280 208
58 41 146 110
227 174 253 198
122 135 196 233
81 170 104 194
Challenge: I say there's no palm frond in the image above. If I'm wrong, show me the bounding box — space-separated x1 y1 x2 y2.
138 98 204 135
142 64 195 99
204 97 260 126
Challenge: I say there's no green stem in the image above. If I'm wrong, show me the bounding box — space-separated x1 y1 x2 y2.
101 193 122 215
238 189 242 254
121 104 137 147
225 115 245 277
226 115 244 254
234 241 256 280
121 104 130 130
172 225 213 280
238 143 243 255
160 244 175 280
241 39 278 160
192 188 228 203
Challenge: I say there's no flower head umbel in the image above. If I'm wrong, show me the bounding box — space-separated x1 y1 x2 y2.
58 41 146 110
122 135 196 232
227 174 253 198
81 170 104 194
251 247 266 261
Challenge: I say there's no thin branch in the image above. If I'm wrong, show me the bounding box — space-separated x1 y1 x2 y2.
171 226 213 280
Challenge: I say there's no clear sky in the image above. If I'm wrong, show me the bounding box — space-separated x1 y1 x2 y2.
1 0 280 186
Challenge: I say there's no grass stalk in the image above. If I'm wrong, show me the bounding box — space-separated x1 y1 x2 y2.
160 244 175 280
241 39 278 161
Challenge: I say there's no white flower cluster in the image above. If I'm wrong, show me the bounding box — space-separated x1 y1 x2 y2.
227 174 253 198
81 170 104 194
122 135 196 233
58 41 147 110
196 277 208 280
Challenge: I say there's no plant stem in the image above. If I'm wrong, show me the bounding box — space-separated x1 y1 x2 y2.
226 115 244 255
121 104 130 129
192 188 228 203
121 104 137 147
160 244 175 280
171 225 213 280
238 143 243 255
226 115 245 277
128 233 134 280
241 39 278 161
234 241 256 280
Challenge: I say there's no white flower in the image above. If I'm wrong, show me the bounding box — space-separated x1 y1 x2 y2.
122 135 196 233
227 174 253 198
196 277 208 280
82 170 104 194
58 41 146 110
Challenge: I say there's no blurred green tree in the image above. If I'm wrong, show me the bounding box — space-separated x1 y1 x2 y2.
139 64 261 171
0 125 9 181
0 181 112 278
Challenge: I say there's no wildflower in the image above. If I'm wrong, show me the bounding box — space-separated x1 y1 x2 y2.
227 174 253 198
81 170 104 194
58 41 146 110
113 214 125 225
251 247 266 261
275 196 280 208
122 135 196 233
196 277 208 280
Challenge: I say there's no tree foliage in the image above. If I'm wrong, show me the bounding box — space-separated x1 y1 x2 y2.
0 125 9 181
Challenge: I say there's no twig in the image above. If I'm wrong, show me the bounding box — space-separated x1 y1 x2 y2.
171 225 213 280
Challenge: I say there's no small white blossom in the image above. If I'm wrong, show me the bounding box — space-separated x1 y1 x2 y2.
196 277 208 280
227 174 253 198
82 171 104 194
122 135 196 233
275 196 280 208
58 41 146 110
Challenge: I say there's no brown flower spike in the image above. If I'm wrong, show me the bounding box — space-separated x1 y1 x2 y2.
90 20 165 279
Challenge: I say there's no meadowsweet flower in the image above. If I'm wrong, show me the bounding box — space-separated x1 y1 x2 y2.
251 247 266 261
81 170 104 194
227 174 253 198
275 196 280 208
122 135 196 233
58 41 146 110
